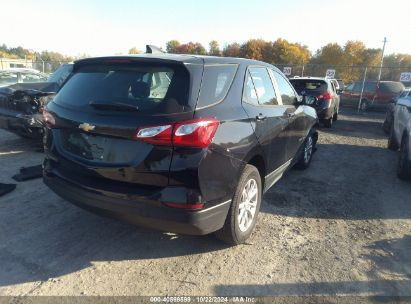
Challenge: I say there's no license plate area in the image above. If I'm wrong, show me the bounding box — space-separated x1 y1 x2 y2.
59 129 146 164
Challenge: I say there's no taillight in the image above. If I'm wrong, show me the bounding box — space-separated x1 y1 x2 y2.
42 109 56 128
163 202 205 210
173 118 219 148
134 125 173 145
134 118 220 148
319 92 332 101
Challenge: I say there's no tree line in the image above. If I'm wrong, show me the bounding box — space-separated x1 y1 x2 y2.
2 39 410 83
162 39 411 82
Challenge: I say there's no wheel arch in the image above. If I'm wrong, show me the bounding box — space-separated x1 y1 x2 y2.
247 154 266 190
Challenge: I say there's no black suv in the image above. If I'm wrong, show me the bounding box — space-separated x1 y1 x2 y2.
43 55 318 245
289 77 340 128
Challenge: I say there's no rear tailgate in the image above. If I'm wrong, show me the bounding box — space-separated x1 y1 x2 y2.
46 57 202 188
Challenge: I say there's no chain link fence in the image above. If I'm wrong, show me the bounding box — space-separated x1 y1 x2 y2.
275 63 411 87
1 58 411 87
0 59 72 74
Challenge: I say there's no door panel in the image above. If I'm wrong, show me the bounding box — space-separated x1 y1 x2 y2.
270 70 306 161
242 68 288 175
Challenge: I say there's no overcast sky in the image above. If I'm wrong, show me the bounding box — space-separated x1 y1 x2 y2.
2 0 410 57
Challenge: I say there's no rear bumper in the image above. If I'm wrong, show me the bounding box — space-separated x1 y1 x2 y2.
315 107 333 120
0 109 43 138
43 169 231 235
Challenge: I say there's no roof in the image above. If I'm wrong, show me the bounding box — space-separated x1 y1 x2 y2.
290 77 328 81
74 54 277 68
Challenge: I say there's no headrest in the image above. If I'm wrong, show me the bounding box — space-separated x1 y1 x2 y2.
130 81 150 98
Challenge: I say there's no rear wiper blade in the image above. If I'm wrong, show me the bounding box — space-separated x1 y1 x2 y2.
89 100 139 111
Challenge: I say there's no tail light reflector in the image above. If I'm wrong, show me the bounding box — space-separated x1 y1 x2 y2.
134 118 219 148
163 202 205 210
135 125 172 145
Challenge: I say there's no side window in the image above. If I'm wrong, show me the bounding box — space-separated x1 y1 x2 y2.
353 82 363 92
271 70 297 105
197 64 238 108
248 67 278 106
345 83 354 91
243 71 259 106
364 82 377 92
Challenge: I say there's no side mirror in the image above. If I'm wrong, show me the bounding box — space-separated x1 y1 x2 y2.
302 95 317 105
336 89 343 94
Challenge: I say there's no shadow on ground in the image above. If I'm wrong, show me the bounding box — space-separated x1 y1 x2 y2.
0 199 230 287
319 108 387 140
363 235 411 280
262 142 411 220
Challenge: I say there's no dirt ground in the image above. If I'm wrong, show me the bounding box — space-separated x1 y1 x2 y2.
0 109 410 301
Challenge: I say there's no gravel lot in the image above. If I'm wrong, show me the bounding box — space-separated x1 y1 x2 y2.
0 109 410 300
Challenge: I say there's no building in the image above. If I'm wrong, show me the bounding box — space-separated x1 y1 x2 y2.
0 58 33 70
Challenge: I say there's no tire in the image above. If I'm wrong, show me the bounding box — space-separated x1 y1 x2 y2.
360 100 369 112
382 118 390 134
397 136 411 180
215 164 262 245
295 132 315 170
388 125 399 151
324 116 333 128
333 110 338 122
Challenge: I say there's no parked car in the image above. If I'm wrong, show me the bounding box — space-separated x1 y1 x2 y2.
329 78 344 94
0 68 48 87
289 77 340 128
387 93 411 180
382 88 411 134
42 55 318 245
0 64 73 138
341 81 404 111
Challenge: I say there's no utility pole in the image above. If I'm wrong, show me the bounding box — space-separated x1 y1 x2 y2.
377 37 387 82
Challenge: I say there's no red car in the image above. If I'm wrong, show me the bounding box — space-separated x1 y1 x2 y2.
341 81 404 111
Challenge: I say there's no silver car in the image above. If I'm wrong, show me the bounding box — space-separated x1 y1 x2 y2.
388 94 411 179
0 68 48 87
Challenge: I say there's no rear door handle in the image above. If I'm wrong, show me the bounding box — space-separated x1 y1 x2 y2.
256 114 266 121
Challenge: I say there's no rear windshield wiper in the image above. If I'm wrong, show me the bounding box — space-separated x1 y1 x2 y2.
89 100 139 111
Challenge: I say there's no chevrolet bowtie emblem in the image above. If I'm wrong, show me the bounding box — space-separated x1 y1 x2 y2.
78 123 95 132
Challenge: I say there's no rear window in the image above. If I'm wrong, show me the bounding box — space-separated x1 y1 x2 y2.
196 64 238 108
53 63 189 114
289 79 328 95
379 82 405 94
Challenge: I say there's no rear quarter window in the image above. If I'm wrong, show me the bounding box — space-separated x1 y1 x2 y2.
380 82 405 94
196 64 238 108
